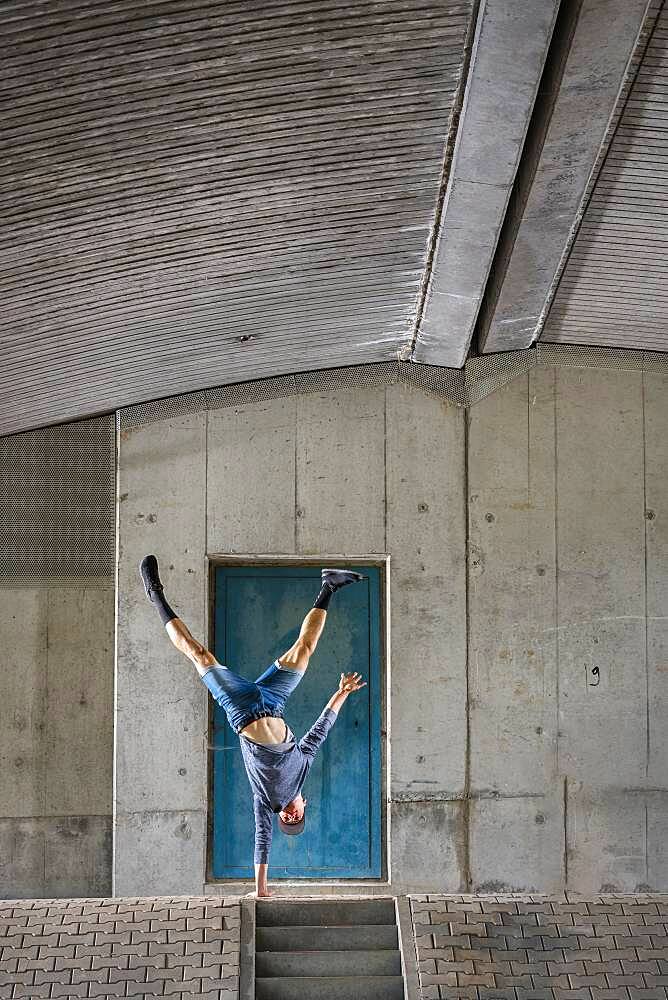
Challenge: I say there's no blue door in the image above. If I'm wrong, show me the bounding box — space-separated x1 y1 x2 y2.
210 565 382 879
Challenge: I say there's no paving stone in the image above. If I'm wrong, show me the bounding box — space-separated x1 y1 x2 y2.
131 929 168 944
607 975 648 987
57 932 96 946
622 961 660 974
488 923 523 938
564 947 602 961
586 960 623 975
171 930 205 943
33 969 60 985
107 967 144 984
438 988 478 999
471 961 508 976
94 931 132 945
477 990 517 1000
526 949 564 963
422 973 458 986
570 974 609 987
76 943 112 958
531 974 570 988
454 946 492 962
512 963 548 976
601 949 639 962
441 961 475 974
88 983 126 998
50 984 89 998
494 974 534 987
458 973 495 987
433 935 474 948
125 987 165 999
12 984 51 999
547 961 586 975
590 991 631 1000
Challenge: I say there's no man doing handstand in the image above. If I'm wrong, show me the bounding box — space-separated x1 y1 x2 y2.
140 556 366 897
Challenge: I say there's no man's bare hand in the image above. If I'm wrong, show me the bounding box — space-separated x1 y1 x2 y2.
338 671 367 694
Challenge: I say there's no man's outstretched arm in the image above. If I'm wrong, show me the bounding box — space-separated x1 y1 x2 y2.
299 672 367 757
255 863 270 897
326 671 367 715
253 797 273 897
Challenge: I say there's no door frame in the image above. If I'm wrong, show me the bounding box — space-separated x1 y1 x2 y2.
203 553 390 886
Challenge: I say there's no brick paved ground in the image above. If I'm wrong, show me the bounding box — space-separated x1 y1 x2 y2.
411 895 668 1000
0 896 240 1000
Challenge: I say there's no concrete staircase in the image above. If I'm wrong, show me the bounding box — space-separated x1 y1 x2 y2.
255 897 405 1000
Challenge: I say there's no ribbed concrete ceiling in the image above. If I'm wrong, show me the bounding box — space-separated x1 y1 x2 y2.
1 0 472 435
3 0 668 437
541 3 668 350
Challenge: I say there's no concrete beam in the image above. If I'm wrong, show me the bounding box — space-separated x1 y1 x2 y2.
412 0 560 368
480 0 654 353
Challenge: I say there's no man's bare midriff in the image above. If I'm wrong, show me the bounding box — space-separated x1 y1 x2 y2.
240 716 289 745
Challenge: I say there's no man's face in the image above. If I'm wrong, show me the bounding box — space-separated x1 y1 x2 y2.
279 794 306 825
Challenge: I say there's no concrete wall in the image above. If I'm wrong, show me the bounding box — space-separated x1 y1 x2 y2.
468 367 668 892
1 368 663 899
115 370 668 895
0 585 114 898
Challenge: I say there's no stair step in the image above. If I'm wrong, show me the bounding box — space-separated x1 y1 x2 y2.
255 898 396 927
256 948 402 978
255 975 405 1000
256 923 398 952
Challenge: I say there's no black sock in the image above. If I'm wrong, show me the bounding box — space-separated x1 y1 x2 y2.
151 591 177 626
313 582 334 612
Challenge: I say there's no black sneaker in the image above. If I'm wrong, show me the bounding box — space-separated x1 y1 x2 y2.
140 555 164 600
321 568 366 591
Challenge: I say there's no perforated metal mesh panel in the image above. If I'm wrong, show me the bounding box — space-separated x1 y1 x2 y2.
294 362 400 395
0 416 115 584
399 360 466 405
535 343 666 372
465 350 537 405
119 361 467 429
119 345 668 431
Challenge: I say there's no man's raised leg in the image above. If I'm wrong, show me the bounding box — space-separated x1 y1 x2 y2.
276 569 365 672
140 554 215 676
277 608 327 671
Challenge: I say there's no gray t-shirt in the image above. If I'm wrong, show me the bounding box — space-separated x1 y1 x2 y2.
239 708 337 864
